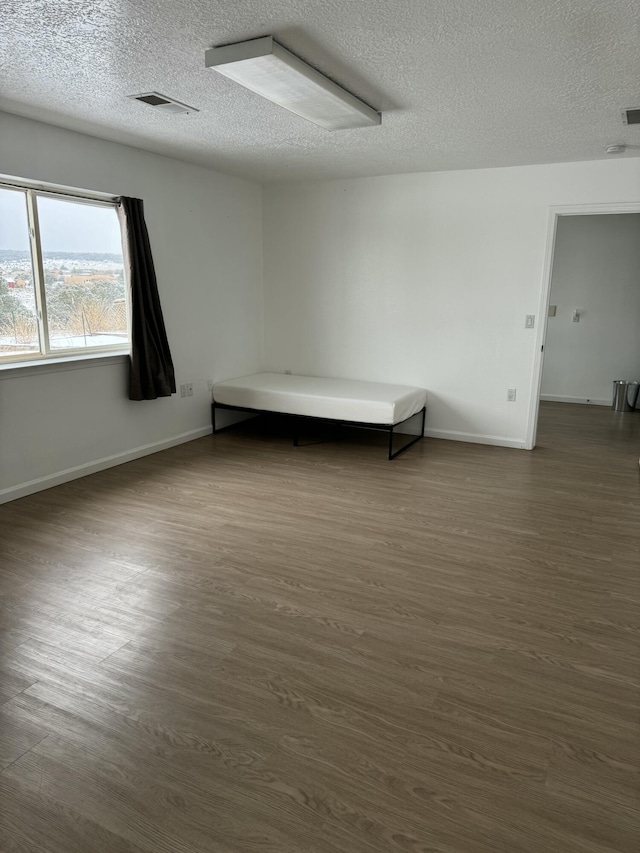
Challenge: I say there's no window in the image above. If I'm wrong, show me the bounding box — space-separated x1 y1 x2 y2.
0 180 129 364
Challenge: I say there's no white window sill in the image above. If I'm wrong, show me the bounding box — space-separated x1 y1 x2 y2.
0 350 130 379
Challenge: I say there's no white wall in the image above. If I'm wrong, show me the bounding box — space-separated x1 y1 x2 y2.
0 112 263 500
262 159 640 447
2 117 639 502
541 213 640 405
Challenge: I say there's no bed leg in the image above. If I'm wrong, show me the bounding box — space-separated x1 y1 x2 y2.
388 407 426 460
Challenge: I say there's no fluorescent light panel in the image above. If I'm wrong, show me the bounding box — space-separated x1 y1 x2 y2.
205 36 381 131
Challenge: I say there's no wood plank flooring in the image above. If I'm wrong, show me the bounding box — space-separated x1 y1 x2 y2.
1 402 639 852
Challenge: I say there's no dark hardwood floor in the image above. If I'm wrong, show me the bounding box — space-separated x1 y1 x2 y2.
1 402 638 852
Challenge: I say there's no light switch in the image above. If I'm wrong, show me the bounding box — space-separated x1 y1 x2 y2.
548 305 557 317
525 315 535 329
572 310 581 323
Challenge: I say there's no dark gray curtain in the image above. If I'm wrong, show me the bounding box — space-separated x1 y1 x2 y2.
118 197 176 401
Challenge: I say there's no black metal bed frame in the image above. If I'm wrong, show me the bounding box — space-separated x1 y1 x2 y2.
212 402 426 460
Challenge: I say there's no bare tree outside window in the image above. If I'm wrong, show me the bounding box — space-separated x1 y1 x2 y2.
0 188 39 356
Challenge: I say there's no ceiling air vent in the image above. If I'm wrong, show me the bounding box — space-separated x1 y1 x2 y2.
129 92 198 114
622 108 640 125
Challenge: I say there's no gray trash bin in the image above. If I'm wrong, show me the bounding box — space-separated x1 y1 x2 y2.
612 380 639 412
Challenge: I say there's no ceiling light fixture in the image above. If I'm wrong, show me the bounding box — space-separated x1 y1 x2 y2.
621 108 640 126
205 36 381 131
605 143 626 154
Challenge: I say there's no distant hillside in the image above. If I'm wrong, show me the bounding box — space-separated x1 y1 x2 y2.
0 250 122 263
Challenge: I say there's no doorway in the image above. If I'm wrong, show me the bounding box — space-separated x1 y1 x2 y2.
526 203 640 449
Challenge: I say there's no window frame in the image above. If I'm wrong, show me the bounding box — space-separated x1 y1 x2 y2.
0 176 131 367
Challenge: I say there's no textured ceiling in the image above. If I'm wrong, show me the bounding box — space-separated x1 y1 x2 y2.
0 0 638 182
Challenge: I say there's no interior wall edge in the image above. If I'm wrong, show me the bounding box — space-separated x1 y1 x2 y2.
424 429 526 449
539 395 611 406
0 426 212 505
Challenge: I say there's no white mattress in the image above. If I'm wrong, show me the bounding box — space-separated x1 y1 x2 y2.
213 373 426 425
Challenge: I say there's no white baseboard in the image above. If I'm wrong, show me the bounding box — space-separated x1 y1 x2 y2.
1 422 529 505
0 426 212 505
540 395 610 407
424 428 526 449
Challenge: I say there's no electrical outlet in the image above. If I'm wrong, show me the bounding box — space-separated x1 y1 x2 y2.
207 379 214 391
180 383 187 398
507 388 516 402
186 382 193 397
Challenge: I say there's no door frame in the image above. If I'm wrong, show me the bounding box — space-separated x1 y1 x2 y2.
525 201 640 450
